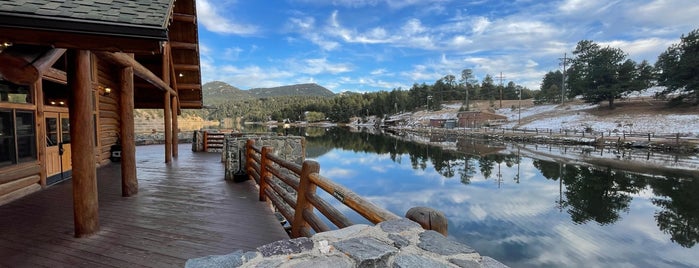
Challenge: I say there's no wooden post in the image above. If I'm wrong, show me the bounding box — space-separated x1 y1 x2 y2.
164 91 172 163
292 160 320 238
259 146 274 202
67 50 99 237
171 96 179 158
203 131 209 151
34 79 47 187
406 206 448 236
246 139 255 179
120 65 138 196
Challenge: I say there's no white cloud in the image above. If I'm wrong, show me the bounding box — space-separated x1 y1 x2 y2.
197 0 258 35
296 58 352 75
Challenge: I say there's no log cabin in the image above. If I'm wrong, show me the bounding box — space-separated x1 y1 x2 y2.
0 0 202 237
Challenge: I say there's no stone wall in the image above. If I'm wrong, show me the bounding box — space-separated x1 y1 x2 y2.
223 135 305 181
185 219 508 268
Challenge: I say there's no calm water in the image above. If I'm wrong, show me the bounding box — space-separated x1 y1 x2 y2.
296 126 699 268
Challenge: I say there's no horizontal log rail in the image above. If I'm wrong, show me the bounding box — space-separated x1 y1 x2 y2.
244 139 439 238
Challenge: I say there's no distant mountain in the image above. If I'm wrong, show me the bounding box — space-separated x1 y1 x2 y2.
202 81 254 106
248 83 335 98
202 81 335 106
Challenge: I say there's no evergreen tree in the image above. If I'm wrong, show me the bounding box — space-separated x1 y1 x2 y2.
655 28 699 105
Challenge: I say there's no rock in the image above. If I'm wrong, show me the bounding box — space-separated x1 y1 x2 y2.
287 255 355 268
449 258 481 268
257 237 314 257
392 253 452 268
313 224 370 242
418 231 476 255
378 219 423 233
333 237 398 268
388 233 410 248
481 256 509 268
185 250 257 268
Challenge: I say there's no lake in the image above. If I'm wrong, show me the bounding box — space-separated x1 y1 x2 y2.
290 126 699 268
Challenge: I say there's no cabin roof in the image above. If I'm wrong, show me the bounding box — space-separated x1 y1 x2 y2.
0 0 174 40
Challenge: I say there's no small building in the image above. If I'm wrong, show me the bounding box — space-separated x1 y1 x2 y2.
457 111 507 128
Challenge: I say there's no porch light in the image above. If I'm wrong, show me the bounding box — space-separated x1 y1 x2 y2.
98 85 111 96
178 73 184 78
0 41 11 52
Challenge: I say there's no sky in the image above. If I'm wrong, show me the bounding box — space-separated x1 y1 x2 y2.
196 0 699 93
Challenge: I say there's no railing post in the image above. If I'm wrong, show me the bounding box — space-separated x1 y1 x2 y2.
245 139 255 181
292 160 320 238
203 131 209 151
259 146 274 202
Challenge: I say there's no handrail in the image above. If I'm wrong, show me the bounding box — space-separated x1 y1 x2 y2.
244 139 443 238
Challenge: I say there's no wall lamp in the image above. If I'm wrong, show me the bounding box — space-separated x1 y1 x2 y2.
98 85 112 96
0 41 11 53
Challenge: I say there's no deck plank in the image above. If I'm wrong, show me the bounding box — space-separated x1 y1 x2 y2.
0 144 289 267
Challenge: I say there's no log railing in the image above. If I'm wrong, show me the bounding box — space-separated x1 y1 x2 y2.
245 139 444 238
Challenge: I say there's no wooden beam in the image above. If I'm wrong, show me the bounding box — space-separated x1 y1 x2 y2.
170 41 198 50
43 68 67 84
176 83 201 90
173 13 196 24
173 64 199 72
0 47 66 85
94 51 176 97
164 91 172 164
0 46 41 85
120 64 138 197
0 27 163 54
35 48 67 74
67 49 99 237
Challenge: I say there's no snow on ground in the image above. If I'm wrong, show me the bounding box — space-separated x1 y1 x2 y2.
499 107 699 136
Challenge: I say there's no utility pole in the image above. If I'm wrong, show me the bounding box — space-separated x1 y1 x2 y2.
559 53 568 103
498 72 505 108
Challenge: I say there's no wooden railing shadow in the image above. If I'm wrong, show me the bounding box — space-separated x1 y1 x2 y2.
245 139 447 238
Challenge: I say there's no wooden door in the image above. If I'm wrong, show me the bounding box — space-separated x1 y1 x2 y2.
45 112 72 185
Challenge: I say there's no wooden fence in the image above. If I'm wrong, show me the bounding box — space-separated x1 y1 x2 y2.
416 125 697 144
244 139 447 238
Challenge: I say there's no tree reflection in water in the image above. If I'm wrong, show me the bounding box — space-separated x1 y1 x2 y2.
303 126 699 248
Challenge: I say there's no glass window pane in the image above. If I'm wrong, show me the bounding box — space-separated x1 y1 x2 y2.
0 80 31 104
0 110 15 166
16 111 36 162
46 117 58 146
61 117 70 144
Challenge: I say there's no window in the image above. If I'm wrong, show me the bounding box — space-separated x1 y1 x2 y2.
0 109 36 167
0 81 31 104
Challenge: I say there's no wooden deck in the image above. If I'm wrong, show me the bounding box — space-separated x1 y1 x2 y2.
0 144 289 267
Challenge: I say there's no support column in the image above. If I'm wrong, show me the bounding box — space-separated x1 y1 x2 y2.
164 91 172 163
171 96 179 158
67 50 99 237
120 65 138 196
34 79 47 187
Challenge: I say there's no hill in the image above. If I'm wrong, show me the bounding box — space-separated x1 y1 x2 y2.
202 81 254 106
248 83 335 98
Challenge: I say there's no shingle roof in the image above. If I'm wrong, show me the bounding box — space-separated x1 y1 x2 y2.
0 0 174 39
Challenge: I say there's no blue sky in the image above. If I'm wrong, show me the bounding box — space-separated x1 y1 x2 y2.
196 0 699 93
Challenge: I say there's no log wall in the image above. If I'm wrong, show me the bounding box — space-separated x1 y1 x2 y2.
0 163 42 206
95 58 121 166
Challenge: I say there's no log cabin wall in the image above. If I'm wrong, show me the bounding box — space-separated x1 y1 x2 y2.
95 58 122 166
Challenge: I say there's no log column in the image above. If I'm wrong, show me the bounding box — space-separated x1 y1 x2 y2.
67 50 99 237
164 91 172 163
171 96 179 158
120 65 138 196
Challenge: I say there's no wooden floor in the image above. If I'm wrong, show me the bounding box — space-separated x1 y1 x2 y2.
0 144 289 268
